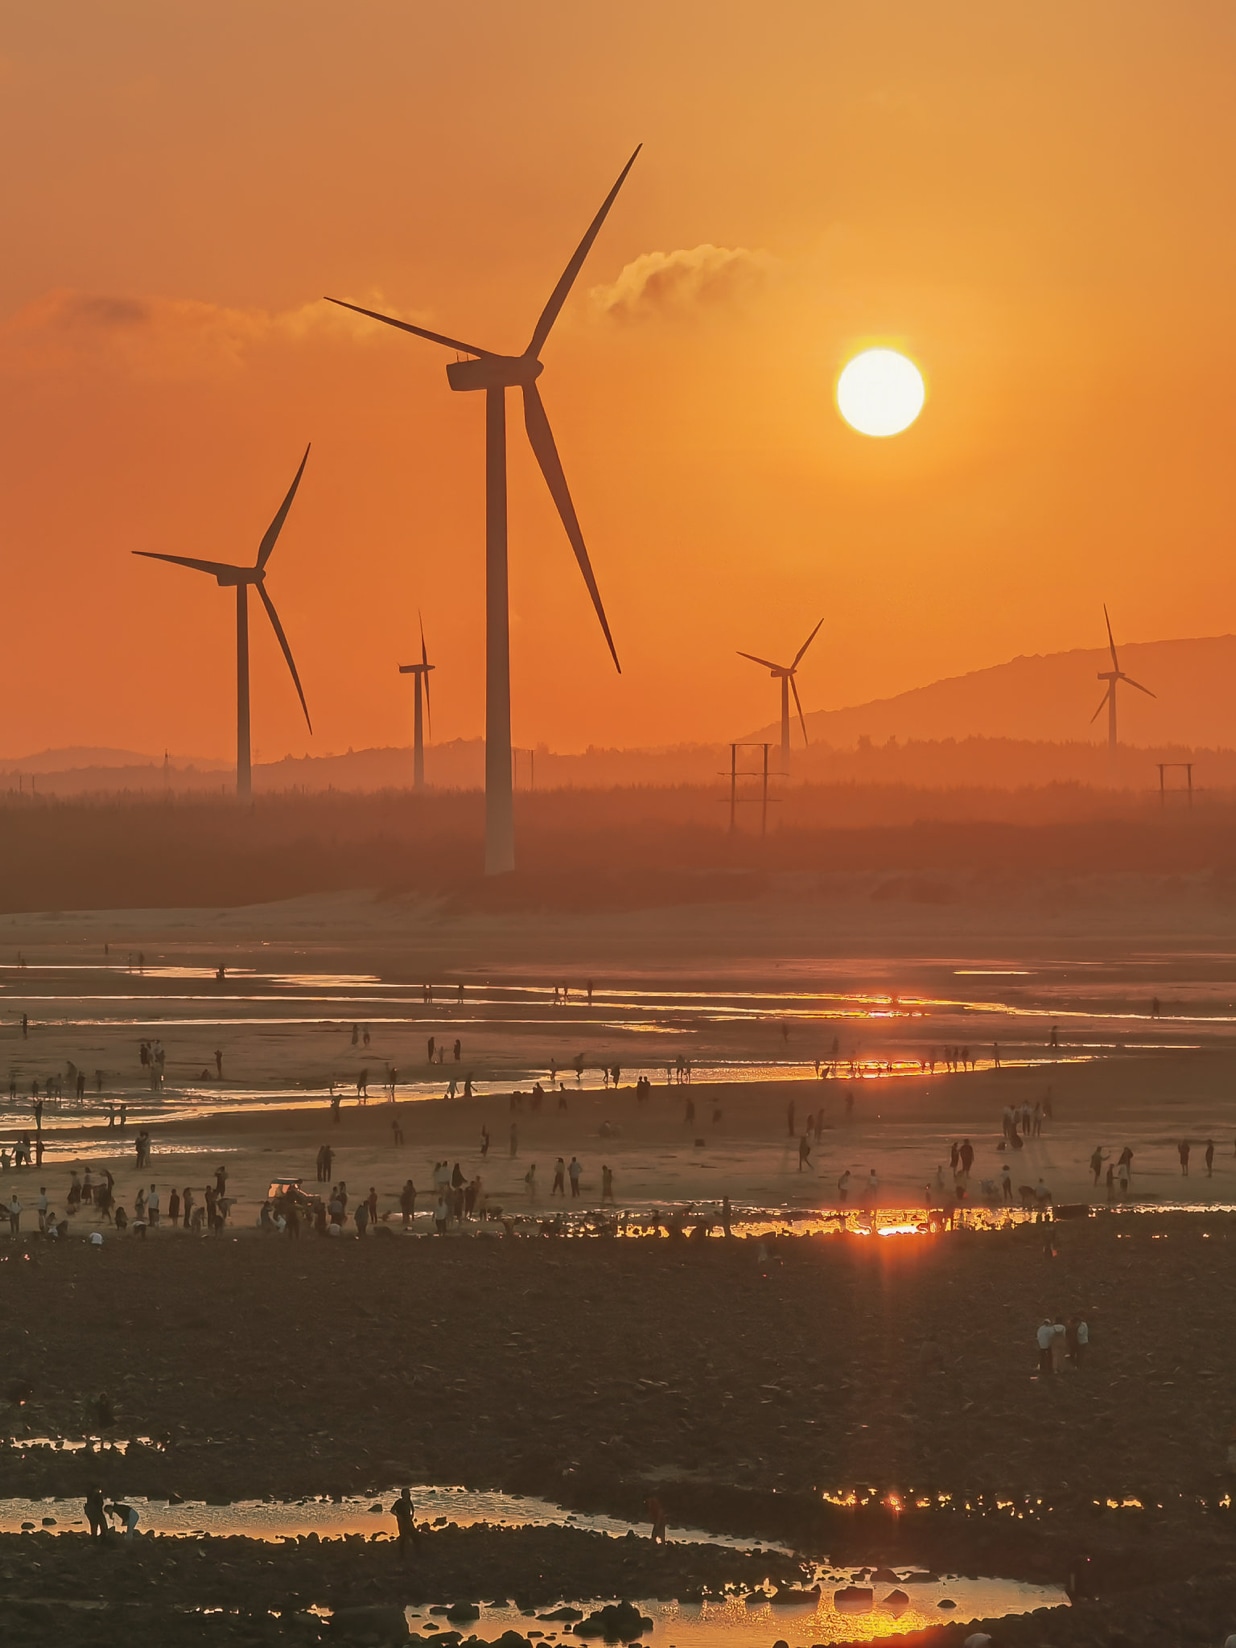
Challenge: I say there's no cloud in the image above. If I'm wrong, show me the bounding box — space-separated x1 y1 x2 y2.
0 288 413 380
590 244 774 324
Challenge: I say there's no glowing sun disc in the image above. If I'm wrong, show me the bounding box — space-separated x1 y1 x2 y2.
836 349 925 437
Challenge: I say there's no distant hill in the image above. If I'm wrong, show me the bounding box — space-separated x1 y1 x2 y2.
0 746 228 774
748 635 1236 749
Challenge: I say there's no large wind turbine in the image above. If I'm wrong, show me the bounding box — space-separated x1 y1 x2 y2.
398 615 435 791
1091 603 1155 751
738 618 824 758
326 148 638 875
133 447 313 797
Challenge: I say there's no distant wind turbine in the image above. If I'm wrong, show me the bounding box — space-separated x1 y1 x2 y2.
133 447 313 797
738 618 824 758
325 148 639 875
398 614 435 791
1091 604 1155 751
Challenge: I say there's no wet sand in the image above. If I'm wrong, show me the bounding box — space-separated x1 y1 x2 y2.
2 889 1236 1645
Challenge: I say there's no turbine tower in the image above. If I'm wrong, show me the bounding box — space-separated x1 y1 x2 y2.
326 148 638 875
1091 603 1155 752
738 618 824 759
133 447 313 797
398 615 435 790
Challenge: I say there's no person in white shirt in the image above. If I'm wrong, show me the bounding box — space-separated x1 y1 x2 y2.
33 1188 49 1232
1036 1319 1054 1375
7 1195 22 1235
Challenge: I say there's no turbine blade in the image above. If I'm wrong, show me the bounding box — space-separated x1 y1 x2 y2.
1103 603 1120 672
790 674 809 746
257 445 310 570
419 609 428 669
424 668 432 739
133 550 241 578
521 381 620 672
737 650 785 672
324 298 494 359
1123 675 1156 699
1089 688 1110 725
792 617 824 670
525 146 642 357
257 584 312 733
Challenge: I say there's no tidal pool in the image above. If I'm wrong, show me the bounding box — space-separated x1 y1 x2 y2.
0 1481 1067 1641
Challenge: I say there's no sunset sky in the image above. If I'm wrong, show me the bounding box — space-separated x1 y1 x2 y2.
4 2 1236 761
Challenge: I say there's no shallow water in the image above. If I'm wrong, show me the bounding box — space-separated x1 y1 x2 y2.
1 949 1231 1147
418 1587 1067 1647
0 1481 1066 1639
0 1483 773 1545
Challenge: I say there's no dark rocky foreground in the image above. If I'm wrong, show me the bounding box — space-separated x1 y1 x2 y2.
2 1219 1235 1642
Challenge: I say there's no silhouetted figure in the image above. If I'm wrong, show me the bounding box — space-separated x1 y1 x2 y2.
391 1486 419 1557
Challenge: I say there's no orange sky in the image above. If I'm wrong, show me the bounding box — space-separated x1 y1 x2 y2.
4 1 1236 761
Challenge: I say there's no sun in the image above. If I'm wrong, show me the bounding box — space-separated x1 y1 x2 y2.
836 348 925 438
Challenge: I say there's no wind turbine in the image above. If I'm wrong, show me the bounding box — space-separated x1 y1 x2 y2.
398 614 435 791
1091 603 1155 752
738 618 824 759
133 447 313 797
326 148 639 875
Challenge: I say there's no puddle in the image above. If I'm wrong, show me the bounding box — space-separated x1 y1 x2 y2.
403 1587 1067 1646
0 1481 1066 1639
0 1484 787 1546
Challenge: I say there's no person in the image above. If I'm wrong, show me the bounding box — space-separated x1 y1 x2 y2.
1036 1319 1054 1375
147 1184 160 1228
568 1156 582 1198
837 1170 851 1203
1205 1139 1215 1177
1050 1318 1067 1374
168 1187 180 1226
7 1193 21 1235
1075 1316 1089 1363
1000 1164 1012 1203
182 1187 194 1229
797 1134 811 1171
399 1180 417 1229
355 1200 369 1238
601 1164 614 1202
646 1494 668 1544
551 1158 566 1197
33 1186 48 1233
1089 1147 1105 1186
1178 1139 1191 1176
959 1139 974 1176
391 1486 419 1557
105 1500 139 1539
85 1486 107 1541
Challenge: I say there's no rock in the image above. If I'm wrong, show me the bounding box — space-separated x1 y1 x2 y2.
833 1587 873 1610
870 1568 900 1584
539 1611 584 1623
937 1598 957 1609
573 1603 653 1642
881 1590 910 1608
447 1604 481 1624
331 1604 410 1641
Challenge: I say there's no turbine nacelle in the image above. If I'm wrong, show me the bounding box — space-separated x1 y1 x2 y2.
447 354 544 393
